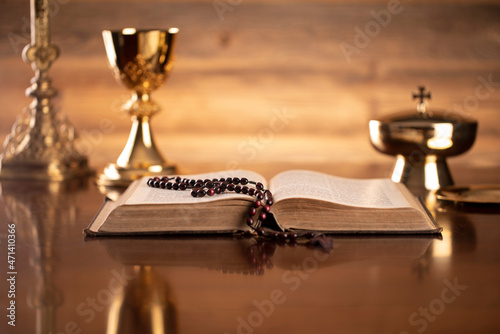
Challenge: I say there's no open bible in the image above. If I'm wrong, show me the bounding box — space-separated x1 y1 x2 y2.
85 170 441 235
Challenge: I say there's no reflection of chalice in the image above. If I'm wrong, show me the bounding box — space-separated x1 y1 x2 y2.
97 28 179 187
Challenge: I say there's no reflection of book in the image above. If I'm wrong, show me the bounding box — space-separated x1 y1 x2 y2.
85 170 441 235
94 236 436 274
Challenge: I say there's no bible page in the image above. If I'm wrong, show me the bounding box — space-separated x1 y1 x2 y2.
270 170 412 208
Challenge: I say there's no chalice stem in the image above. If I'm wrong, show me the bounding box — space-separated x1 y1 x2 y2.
117 115 166 168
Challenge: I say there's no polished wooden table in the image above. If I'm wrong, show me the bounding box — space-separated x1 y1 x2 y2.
1 164 499 334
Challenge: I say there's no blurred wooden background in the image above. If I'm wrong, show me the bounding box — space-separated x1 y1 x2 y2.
1 0 499 179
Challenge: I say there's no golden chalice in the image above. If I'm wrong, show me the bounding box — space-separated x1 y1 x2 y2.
97 28 179 188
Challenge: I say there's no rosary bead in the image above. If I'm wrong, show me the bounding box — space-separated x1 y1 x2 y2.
208 188 215 196
227 184 235 191
247 217 254 226
220 182 228 191
197 179 203 184
249 207 257 216
241 177 248 185
215 187 222 194
175 177 182 183
204 179 211 183
267 199 274 206
288 231 298 239
159 181 167 189
279 232 288 239
263 205 271 213
254 200 262 208
147 179 153 186
234 185 242 193
166 182 173 189
226 177 233 183
153 180 161 188
189 180 196 187
241 186 249 194
256 191 264 200
195 181 203 188
198 189 206 197
256 227 266 236
233 177 240 185
191 189 198 197
219 178 226 182
161 176 169 182
172 183 179 190
179 182 187 190
259 212 267 221
212 178 219 182
205 181 214 188
154 177 160 182
248 188 255 196
256 182 264 190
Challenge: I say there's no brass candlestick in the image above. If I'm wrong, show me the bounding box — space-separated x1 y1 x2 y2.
0 0 92 181
97 28 179 188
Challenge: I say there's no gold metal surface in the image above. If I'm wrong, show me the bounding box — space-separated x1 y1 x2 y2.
0 0 92 181
97 28 179 188
369 87 477 192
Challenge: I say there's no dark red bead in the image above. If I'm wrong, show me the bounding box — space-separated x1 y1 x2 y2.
259 212 267 221
179 182 187 190
226 177 233 183
247 217 254 226
242 186 249 194
215 187 221 194
166 182 173 189
256 227 266 236
175 177 182 183
147 179 153 186
233 177 240 184
154 180 160 187
279 232 288 239
191 189 198 197
248 188 255 196
256 191 264 200
161 176 169 182
227 184 235 191
154 177 160 181
254 200 261 208
263 205 271 213
159 181 167 188
208 188 215 196
172 183 179 190
241 178 248 185
267 199 274 206
235 185 242 193
205 181 214 188
198 189 206 197
249 207 257 216
288 232 298 239
219 178 226 182
189 179 196 186
256 182 264 190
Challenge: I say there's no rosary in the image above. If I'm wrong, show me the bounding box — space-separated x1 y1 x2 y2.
147 175 333 249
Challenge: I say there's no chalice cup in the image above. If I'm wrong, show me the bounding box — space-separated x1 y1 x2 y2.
98 28 179 188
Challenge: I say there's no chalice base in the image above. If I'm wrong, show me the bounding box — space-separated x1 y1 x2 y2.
391 154 454 194
97 162 177 188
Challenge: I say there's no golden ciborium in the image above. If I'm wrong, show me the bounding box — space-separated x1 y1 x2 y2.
97 28 179 188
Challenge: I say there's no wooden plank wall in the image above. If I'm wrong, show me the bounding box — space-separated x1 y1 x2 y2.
0 0 499 176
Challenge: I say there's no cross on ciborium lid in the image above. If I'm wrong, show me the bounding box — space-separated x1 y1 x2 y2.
412 86 432 115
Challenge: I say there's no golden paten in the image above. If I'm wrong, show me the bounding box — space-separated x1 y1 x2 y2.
97 28 179 188
369 87 477 193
